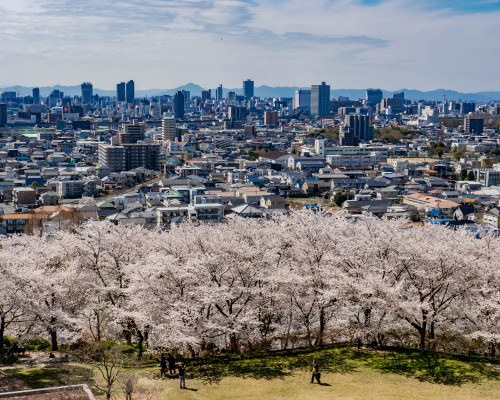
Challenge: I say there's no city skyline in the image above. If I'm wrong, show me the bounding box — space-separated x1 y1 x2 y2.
1 0 500 92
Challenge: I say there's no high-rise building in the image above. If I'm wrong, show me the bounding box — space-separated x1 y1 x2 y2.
311 82 330 115
464 116 484 134
81 82 93 104
243 79 254 99
174 91 185 119
126 80 135 104
32 88 40 105
366 89 383 105
460 102 476 115
228 106 248 120
294 89 311 109
182 90 191 104
393 92 405 101
201 90 211 102
117 82 126 102
119 120 146 144
340 114 374 145
0 103 7 127
216 84 223 101
98 143 160 172
162 117 177 141
1 92 16 102
264 111 279 126
48 90 63 107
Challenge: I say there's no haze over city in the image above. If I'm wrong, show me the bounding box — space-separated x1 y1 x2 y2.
1 0 500 91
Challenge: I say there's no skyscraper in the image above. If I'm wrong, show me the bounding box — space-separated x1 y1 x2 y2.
216 84 223 101
243 79 254 99
117 82 126 102
32 88 40 105
182 90 191 104
201 90 211 102
294 89 311 109
162 117 177 141
0 103 7 127
366 89 383 105
81 82 93 104
174 91 185 119
311 82 330 115
340 114 374 145
126 80 135 104
464 116 484 134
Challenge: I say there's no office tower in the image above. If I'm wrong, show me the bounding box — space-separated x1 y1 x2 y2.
464 116 484 134
366 89 383 105
162 117 177 141
174 91 185 119
0 103 7 127
1 92 16 102
243 79 254 99
126 80 135 103
201 90 211 102
119 120 146 144
117 82 126 102
216 84 223 101
227 91 236 102
32 88 40 105
81 82 93 104
182 90 191 104
393 92 404 101
228 106 248 120
294 89 311 109
311 82 330 115
340 114 374 145
460 102 476 115
48 90 63 107
264 110 279 126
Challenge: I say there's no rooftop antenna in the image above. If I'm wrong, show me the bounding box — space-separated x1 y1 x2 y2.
443 90 447 104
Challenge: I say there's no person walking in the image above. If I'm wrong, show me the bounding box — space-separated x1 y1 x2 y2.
311 360 321 384
178 363 186 389
167 353 176 376
160 355 167 377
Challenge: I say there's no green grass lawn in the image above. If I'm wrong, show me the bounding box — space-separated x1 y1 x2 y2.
4 347 500 399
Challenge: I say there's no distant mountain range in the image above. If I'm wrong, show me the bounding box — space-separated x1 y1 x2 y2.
2 83 500 102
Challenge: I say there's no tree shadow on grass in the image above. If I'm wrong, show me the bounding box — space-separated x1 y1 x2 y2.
192 347 358 384
367 349 500 386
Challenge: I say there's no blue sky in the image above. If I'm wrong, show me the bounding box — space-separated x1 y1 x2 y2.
0 0 499 92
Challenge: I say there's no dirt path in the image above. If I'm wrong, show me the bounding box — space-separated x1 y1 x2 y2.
0 371 31 393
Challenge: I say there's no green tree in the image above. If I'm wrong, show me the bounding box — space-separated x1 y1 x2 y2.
467 171 475 181
491 148 500 156
459 170 468 181
453 151 464 161
333 192 347 207
29 182 39 189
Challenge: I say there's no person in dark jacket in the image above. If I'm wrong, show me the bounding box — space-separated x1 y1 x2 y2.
160 355 167 377
167 353 176 376
178 363 186 389
311 360 321 384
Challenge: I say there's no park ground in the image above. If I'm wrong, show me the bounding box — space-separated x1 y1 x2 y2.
2 346 500 400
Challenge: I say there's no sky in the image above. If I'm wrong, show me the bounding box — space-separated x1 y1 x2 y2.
0 0 499 92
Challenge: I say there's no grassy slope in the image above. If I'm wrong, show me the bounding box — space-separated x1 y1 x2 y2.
4 347 500 399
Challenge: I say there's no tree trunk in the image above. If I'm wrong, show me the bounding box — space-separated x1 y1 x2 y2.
490 342 496 358
0 317 5 355
137 330 144 358
419 322 426 351
229 333 239 353
49 329 58 352
318 306 325 346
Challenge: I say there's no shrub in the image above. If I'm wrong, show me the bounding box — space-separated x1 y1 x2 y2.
22 338 51 351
